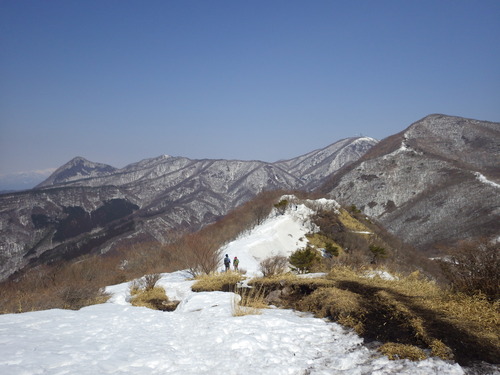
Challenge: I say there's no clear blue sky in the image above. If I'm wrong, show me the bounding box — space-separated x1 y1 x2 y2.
1 0 499 175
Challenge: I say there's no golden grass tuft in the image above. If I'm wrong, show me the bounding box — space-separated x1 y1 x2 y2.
429 339 454 360
232 286 267 316
436 292 500 333
250 274 336 296
130 285 170 310
299 287 366 334
373 289 455 360
191 272 245 292
379 343 428 361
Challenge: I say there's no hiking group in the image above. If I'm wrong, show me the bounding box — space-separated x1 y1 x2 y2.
223 254 239 272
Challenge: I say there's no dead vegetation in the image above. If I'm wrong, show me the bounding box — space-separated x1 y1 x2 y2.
249 266 499 366
1 191 497 369
191 272 245 292
129 274 179 311
231 285 267 317
438 238 499 300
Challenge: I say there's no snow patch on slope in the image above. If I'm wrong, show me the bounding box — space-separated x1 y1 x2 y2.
474 172 500 189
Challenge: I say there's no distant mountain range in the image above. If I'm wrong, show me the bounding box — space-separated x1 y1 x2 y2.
1 114 498 281
0 136 376 280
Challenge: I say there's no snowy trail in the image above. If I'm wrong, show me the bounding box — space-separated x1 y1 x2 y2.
0 271 465 375
0 201 468 374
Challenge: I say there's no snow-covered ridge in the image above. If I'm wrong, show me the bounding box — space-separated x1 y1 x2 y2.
0 198 466 374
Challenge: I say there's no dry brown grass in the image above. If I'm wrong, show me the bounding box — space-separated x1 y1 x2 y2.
379 343 428 361
130 285 170 310
250 274 336 294
0 257 116 313
325 266 498 361
338 208 371 232
300 287 366 334
191 272 245 292
232 286 267 316
259 255 289 277
251 265 499 365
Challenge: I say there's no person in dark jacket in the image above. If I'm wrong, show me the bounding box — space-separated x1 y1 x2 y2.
223 254 231 272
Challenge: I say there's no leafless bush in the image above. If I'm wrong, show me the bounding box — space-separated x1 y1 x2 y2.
117 241 177 279
172 233 223 277
57 284 108 310
132 273 162 292
144 273 161 290
259 255 289 277
439 238 499 300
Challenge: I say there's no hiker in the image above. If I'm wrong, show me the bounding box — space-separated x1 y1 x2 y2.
233 256 239 271
223 254 231 272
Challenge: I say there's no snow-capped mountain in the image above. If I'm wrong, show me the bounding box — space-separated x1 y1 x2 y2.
2 114 498 280
321 114 500 253
36 156 117 187
275 137 378 189
0 137 375 280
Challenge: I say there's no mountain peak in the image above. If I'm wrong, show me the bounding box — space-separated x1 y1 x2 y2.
323 115 500 252
36 157 117 188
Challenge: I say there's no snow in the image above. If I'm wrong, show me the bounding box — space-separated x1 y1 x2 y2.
221 203 316 277
474 172 500 189
364 270 397 281
0 199 469 374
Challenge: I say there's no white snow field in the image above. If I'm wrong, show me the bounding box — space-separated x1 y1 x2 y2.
0 200 468 374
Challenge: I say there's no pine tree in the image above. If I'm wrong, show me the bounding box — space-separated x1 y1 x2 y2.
289 246 320 273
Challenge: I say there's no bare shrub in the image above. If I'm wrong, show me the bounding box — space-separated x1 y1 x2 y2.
131 273 161 292
117 241 178 280
144 273 161 290
259 255 288 277
439 237 499 300
57 284 108 310
173 232 223 277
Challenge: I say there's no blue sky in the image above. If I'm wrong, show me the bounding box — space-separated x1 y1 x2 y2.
1 0 499 176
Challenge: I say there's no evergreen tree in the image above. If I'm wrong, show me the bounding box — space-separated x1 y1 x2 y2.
289 246 320 273
369 244 387 264
324 242 339 257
